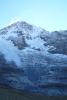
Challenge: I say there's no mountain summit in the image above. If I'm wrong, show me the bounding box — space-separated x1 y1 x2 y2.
0 21 67 95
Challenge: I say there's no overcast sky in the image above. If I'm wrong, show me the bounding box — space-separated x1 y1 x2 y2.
0 0 67 31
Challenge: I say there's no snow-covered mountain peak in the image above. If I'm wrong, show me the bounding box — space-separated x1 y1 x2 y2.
0 21 67 67
0 21 49 51
0 21 67 95
0 21 48 37
0 21 50 66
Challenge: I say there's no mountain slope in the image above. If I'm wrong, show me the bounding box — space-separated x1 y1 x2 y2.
0 21 67 95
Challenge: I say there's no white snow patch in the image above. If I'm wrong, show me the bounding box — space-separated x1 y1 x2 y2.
30 26 42 38
26 37 45 50
0 38 21 67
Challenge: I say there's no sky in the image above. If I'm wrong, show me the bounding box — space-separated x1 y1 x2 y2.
0 0 67 31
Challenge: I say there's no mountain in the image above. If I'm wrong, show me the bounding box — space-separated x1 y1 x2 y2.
0 21 67 95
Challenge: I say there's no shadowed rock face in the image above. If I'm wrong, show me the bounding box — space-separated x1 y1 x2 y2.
42 31 67 55
9 35 28 50
0 21 67 95
0 52 67 95
0 54 24 88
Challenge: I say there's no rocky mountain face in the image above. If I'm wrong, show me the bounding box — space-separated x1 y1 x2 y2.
0 21 67 95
